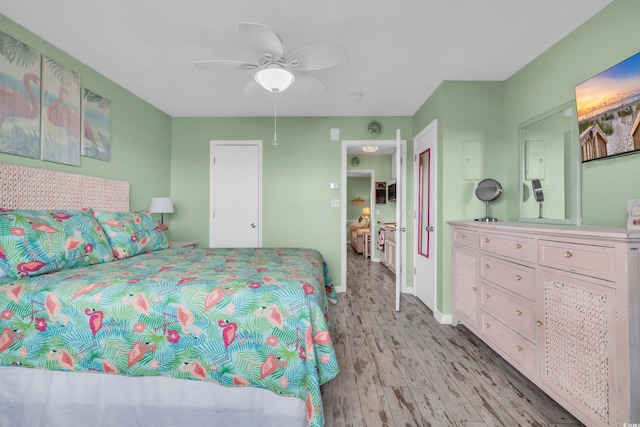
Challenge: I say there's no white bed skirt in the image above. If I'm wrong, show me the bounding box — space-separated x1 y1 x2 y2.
0 366 307 427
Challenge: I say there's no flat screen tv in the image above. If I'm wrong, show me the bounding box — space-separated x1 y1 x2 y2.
575 50 640 162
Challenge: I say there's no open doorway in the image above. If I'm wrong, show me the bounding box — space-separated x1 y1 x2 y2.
346 168 376 260
340 139 407 309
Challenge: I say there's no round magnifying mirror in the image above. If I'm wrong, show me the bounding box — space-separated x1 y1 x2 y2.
475 178 502 222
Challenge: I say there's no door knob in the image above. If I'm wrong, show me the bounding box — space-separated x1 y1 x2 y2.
425 226 434 232
250 223 256 229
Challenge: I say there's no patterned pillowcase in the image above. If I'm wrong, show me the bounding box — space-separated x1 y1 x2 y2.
93 210 168 259
0 209 115 278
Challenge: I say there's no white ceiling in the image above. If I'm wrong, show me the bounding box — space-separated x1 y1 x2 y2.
2 0 613 118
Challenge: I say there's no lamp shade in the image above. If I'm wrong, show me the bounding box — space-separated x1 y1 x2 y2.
149 197 174 214
361 206 371 216
255 67 295 92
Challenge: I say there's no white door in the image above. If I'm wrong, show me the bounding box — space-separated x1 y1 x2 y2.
210 141 262 248
413 120 437 312
395 130 407 312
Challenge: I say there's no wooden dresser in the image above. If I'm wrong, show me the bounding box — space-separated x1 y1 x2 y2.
449 221 640 427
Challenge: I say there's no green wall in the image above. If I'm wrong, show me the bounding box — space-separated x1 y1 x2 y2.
0 15 172 212
413 81 505 314
504 0 640 227
347 177 370 225
170 117 412 288
412 0 640 316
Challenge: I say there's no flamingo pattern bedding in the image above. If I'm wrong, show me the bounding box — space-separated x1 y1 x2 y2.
0 247 338 427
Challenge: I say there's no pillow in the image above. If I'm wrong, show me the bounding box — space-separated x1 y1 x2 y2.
93 210 168 259
0 209 115 278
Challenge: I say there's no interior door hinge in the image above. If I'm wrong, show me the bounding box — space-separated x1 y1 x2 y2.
414 154 417 162
212 210 215 219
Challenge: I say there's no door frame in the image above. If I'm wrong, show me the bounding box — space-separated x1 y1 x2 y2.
340 139 407 294
209 140 263 248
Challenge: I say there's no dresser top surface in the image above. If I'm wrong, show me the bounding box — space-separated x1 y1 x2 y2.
448 220 640 241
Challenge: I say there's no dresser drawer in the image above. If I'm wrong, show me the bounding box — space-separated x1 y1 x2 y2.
481 312 536 375
453 228 478 249
479 254 535 301
480 283 536 340
538 239 616 282
480 232 535 263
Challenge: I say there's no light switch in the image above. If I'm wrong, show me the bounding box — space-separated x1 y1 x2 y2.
330 128 340 141
330 199 339 208
330 182 339 189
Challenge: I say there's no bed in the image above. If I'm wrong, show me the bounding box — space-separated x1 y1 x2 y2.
0 163 338 427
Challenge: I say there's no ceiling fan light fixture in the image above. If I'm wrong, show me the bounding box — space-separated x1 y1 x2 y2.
255 67 295 92
362 146 378 153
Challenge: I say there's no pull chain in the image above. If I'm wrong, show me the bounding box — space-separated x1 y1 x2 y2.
273 92 279 146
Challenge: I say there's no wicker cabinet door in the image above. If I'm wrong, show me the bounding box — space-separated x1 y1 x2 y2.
452 245 479 333
536 268 618 427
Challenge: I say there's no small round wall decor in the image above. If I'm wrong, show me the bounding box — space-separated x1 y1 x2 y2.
366 120 383 138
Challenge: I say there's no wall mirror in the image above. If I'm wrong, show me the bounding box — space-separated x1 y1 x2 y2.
519 101 582 225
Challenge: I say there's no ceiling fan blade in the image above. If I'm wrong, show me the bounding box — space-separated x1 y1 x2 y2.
286 43 346 71
290 72 326 96
242 79 265 98
239 22 284 61
195 60 256 70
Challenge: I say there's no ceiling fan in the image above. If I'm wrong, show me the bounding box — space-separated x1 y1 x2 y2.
195 22 347 97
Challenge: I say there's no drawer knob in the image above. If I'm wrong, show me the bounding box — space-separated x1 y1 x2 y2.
485 293 491 299
536 321 544 327
516 310 523 316
564 251 573 259
461 233 466 238
515 243 522 249
485 323 491 329
485 264 490 269
515 274 522 281
517 345 524 352
472 287 478 292
484 238 490 243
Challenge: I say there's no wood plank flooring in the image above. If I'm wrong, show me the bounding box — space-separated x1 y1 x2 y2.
320 246 584 427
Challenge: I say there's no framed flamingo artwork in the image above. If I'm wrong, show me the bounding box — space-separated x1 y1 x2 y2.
0 31 41 159
40 56 81 166
81 88 111 161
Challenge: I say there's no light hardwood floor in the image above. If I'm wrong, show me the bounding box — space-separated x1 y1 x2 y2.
320 246 584 427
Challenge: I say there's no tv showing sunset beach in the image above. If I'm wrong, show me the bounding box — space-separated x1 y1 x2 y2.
575 51 640 162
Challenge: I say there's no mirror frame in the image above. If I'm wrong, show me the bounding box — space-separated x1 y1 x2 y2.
518 101 582 225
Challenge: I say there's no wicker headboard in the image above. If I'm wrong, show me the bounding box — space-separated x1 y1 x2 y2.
0 163 129 212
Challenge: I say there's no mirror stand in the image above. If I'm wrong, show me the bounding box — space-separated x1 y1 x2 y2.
538 201 543 219
476 200 498 222
474 178 502 222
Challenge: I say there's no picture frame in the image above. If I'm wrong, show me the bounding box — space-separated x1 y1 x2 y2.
40 56 81 166
81 88 111 161
0 31 41 159
575 50 640 163
375 181 386 204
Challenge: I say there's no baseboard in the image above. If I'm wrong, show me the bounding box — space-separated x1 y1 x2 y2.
434 310 452 325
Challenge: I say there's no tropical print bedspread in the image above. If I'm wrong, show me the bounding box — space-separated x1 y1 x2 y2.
0 247 339 427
